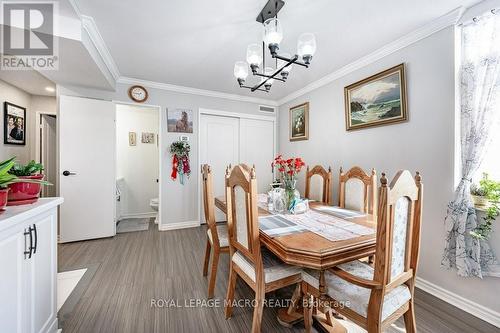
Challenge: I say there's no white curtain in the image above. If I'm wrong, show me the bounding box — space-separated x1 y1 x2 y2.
442 11 500 278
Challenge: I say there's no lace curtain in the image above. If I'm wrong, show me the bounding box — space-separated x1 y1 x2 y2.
442 11 500 278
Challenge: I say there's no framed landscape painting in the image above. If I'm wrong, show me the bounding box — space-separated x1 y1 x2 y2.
344 63 407 131
289 102 309 141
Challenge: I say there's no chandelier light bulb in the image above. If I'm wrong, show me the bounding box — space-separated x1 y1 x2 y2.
263 18 283 55
246 43 263 66
297 33 316 64
234 61 249 79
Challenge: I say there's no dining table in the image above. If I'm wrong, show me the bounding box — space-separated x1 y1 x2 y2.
214 195 378 332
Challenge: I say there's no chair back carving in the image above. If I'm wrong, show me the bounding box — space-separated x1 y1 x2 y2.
225 164 262 268
201 164 220 246
304 165 332 205
339 166 377 216
373 170 423 287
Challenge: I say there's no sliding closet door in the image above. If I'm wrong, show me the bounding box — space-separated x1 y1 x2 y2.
200 114 239 222
239 118 275 193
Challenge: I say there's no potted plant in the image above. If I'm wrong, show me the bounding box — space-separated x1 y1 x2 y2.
471 183 489 208
7 160 51 206
470 173 500 239
0 157 19 210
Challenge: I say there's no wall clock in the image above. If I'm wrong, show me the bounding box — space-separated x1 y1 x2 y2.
128 85 148 103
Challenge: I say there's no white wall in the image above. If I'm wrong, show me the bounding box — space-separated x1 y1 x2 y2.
116 104 159 217
0 80 56 163
57 83 271 228
278 26 500 316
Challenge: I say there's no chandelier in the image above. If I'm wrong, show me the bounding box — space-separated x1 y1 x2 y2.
233 0 317 93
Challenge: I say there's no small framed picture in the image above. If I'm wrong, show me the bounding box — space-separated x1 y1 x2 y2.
141 132 155 144
129 132 137 146
289 102 309 141
4 102 26 145
167 108 193 133
344 63 407 131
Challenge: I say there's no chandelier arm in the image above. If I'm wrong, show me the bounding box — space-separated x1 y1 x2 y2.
254 73 286 82
240 85 269 92
273 53 309 68
251 55 299 91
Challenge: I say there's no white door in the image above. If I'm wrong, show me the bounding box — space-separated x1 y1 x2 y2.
30 213 57 333
200 114 239 222
0 224 30 333
239 118 275 193
59 95 116 242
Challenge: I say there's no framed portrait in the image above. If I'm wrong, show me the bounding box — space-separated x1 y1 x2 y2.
344 63 407 131
129 132 137 146
289 102 309 141
4 102 26 145
167 108 193 133
141 132 155 144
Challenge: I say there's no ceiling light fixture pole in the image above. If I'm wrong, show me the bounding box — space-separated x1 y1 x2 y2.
233 0 316 93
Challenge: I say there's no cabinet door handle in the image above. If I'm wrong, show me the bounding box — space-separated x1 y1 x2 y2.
32 224 38 254
24 228 33 259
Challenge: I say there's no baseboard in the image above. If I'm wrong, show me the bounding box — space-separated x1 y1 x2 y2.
416 277 500 328
158 220 200 231
119 212 157 220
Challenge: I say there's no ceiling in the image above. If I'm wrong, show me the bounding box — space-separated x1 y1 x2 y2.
76 0 480 100
0 69 56 96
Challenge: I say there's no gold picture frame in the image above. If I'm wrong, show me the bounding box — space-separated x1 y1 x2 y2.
289 102 309 141
344 63 407 131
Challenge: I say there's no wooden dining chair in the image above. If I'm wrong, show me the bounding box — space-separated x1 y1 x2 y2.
304 165 333 205
302 170 423 333
201 164 230 298
224 164 302 333
339 166 378 217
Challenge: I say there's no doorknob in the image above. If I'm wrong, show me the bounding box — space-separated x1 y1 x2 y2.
62 170 76 176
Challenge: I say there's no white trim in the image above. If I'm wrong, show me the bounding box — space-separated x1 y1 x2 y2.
277 7 465 106
416 277 500 328
158 220 200 231
118 212 157 220
81 15 121 81
118 76 278 106
199 108 276 121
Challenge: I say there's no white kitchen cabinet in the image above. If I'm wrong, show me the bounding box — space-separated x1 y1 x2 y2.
0 198 63 333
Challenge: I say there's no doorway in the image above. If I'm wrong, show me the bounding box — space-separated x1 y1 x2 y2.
115 103 161 233
199 109 276 223
36 112 57 197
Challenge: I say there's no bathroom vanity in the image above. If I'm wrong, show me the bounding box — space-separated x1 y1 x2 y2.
0 197 63 333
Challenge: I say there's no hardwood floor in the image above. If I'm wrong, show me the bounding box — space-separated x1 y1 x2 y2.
58 222 498 333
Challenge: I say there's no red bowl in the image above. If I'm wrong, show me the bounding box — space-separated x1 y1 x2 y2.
7 174 44 205
0 188 9 211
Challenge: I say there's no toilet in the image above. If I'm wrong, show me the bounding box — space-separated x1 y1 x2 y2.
150 198 159 224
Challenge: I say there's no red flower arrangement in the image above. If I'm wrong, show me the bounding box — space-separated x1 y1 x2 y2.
272 155 306 182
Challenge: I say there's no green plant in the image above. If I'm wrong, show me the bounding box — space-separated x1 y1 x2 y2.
8 160 44 176
470 173 500 240
0 157 18 188
470 184 487 196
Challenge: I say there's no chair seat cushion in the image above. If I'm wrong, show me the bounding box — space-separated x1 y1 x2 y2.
302 260 411 321
207 224 229 247
232 249 301 283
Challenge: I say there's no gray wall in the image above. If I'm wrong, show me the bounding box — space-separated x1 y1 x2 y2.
278 26 500 314
57 83 270 226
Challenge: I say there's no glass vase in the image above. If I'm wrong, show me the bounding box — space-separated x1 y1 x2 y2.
283 179 300 211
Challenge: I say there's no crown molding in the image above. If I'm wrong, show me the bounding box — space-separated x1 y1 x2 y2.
117 76 279 106
81 15 121 82
277 7 464 106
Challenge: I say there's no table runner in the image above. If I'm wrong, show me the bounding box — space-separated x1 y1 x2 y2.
259 209 374 242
